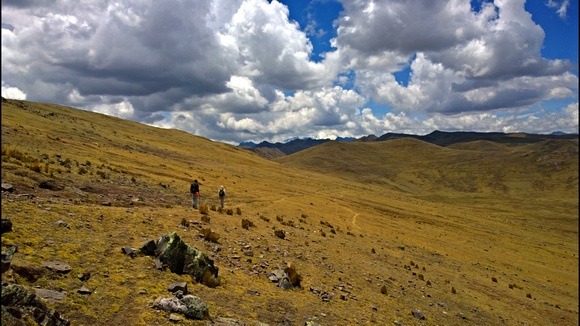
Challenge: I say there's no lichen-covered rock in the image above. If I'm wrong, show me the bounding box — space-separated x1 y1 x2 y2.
1 245 17 274
152 294 209 320
1 283 70 325
154 232 219 287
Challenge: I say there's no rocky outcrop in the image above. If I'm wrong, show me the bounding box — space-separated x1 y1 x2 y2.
143 232 219 287
1 283 70 325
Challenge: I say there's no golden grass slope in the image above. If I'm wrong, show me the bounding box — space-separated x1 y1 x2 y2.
1 98 578 325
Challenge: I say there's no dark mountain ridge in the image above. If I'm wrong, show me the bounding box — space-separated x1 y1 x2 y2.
241 130 578 158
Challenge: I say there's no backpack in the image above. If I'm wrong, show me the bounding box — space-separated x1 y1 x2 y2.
219 189 225 197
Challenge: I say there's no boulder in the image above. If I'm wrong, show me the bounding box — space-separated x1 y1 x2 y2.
1 283 70 325
152 294 209 320
154 232 219 287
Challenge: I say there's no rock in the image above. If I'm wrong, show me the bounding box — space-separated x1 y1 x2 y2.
121 246 139 258
33 288 67 302
1 183 14 192
168 282 188 295
77 272 91 281
274 230 285 239
42 261 72 274
154 232 219 287
152 294 210 320
77 286 92 295
1 245 17 273
140 239 157 256
278 278 292 290
1 218 13 233
169 313 183 322
412 310 426 320
1 283 70 325
56 220 69 228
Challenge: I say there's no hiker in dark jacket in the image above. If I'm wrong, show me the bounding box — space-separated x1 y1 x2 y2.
190 180 200 209
218 186 226 208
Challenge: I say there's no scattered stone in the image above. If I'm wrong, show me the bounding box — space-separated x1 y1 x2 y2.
77 286 92 295
42 261 72 274
412 310 426 320
77 272 91 281
274 230 285 239
169 313 183 322
56 220 69 228
102 201 112 206
247 290 260 296
1 218 13 233
152 294 210 320
2 283 70 325
168 282 188 295
1 183 14 192
139 290 147 295
33 288 67 302
121 246 139 258
1 245 17 273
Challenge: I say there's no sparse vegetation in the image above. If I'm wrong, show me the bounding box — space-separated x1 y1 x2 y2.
1 99 577 326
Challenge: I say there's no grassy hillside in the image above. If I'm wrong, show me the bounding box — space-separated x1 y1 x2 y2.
2 99 578 325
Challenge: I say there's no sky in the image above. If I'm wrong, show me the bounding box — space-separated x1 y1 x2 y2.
2 0 578 145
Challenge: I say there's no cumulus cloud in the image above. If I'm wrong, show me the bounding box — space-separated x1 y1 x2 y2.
335 0 577 114
1 0 577 143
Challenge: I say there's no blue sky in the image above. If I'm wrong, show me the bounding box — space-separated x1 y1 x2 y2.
2 0 578 144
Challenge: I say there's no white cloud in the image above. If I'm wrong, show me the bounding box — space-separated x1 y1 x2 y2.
547 0 570 19
1 82 27 100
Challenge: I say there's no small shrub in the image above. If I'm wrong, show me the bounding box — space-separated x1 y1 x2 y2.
217 207 223 213
180 218 189 227
509 284 514 289
451 287 457 294
418 274 424 281
380 285 388 295
78 166 88 175
285 264 302 288
259 215 270 222
201 270 220 288
199 205 209 215
201 215 211 224
241 219 255 230
426 280 432 286
276 215 284 223
210 204 217 211
301 214 308 219
235 207 242 215
526 293 532 299
28 162 43 173
226 208 233 215
492 277 498 283
320 230 326 237
200 228 220 243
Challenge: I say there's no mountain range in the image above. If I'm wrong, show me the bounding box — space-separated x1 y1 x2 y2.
240 130 578 158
